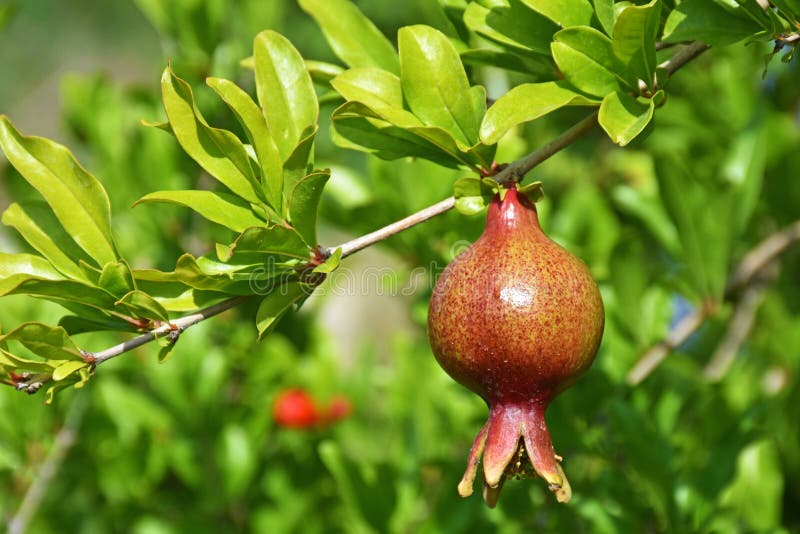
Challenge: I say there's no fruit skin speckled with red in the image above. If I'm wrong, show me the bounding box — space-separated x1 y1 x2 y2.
428 186 604 507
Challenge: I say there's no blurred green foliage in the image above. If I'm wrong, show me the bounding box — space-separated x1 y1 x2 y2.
1 1 800 532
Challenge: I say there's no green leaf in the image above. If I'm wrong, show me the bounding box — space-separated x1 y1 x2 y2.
598 90 656 146
0 252 64 294
463 0 558 56
662 0 762 46
305 60 346 85
0 347 55 374
1 202 87 281
611 0 661 88
115 290 171 322
551 26 631 97
453 176 499 215
460 49 556 77
134 255 261 295
223 227 310 262
0 323 83 362
160 69 262 204
59 314 138 335
255 283 308 339
98 261 136 299
0 116 117 266
298 0 400 74
592 0 616 35
253 30 319 162
519 0 593 27
330 102 463 168
52 360 88 382
135 190 266 233
331 68 406 114
480 81 598 144
289 171 331 247
398 25 481 146
313 248 342 275
206 77 284 211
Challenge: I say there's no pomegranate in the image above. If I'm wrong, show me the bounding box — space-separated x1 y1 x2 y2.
428 186 604 507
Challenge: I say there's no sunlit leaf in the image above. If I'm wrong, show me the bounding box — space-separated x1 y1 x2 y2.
254 30 319 161
551 26 632 97
289 171 331 247
206 77 284 212
0 116 117 266
160 68 263 204
298 0 400 74
480 81 598 144
598 90 656 146
398 25 481 146
135 190 266 232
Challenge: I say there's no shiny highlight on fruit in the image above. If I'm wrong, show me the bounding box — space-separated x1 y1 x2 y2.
428 186 604 507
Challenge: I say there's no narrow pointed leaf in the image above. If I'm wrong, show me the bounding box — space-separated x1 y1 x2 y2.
224 227 309 261
481 81 598 144
116 290 170 322
289 171 330 247
160 68 262 204
134 254 273 295
331 108 462 167
612 0 661 88
206 77 284 211
592 0 616 35
0 116 117 266
0 323 83 361
135 190 266 232
399 25 481 146
0 252 64 287
2 202 89 280
298 0 400 74
282 130 318 195
0 348 55 374
254 30 319 161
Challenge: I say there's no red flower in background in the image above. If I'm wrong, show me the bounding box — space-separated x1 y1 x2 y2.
273 389 352 429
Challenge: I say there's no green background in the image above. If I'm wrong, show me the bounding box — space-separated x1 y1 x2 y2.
1 1 799 532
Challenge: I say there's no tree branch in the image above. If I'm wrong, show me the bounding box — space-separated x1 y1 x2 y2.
90 296 248 366
703 262 778 382
627 220 800 385
11 41 713 389
660 41 710 76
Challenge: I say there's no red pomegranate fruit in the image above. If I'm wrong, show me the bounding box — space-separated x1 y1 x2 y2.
428 186 604 507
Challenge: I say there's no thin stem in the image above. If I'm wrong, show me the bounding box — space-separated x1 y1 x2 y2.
91 296 248 366
337 197 456 259
660 41 710 76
